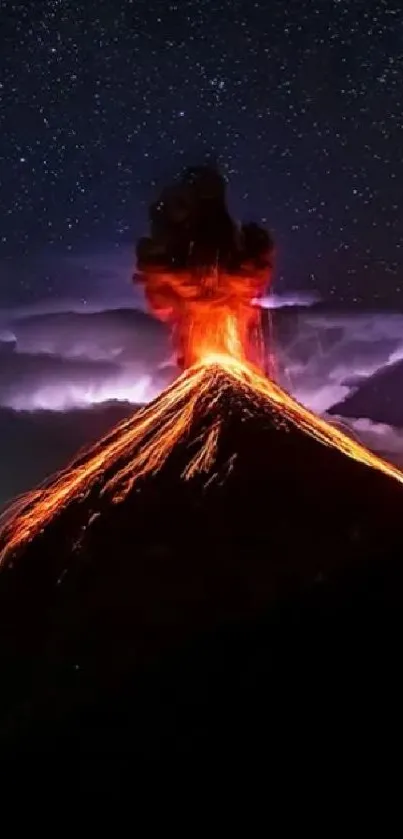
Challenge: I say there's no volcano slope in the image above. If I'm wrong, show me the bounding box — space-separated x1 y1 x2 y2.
1 357 403 765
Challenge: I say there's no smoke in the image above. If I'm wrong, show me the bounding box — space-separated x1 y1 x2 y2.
134 164 274 368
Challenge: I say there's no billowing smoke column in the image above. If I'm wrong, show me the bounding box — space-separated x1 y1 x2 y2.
4 166 403 569
134 165 274 370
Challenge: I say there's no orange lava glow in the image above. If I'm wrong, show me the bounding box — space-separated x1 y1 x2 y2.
142 268 267 369
1 329 403 567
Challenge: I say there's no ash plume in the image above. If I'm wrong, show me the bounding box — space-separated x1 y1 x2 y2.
134 164 274 369
2 168 403 763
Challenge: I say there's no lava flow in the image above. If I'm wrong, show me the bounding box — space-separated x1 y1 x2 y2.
2 339 403 567
1 163 403 566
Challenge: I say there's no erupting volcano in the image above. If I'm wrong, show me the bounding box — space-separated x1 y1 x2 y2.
2 165 403 758
1 164 403 564
2 350 403 568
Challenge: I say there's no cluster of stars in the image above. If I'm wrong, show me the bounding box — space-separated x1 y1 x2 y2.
1 0 403 304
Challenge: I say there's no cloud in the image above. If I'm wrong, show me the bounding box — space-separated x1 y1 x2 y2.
1 296 403 436
328 415 403 470
259 291 320 309
0 351 160 411
8 308 168 363
2 297 403 504
0 306 171 411
274 309 403 414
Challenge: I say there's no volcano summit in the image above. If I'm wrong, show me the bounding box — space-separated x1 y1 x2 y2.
1 165 403 773
1 354 403 763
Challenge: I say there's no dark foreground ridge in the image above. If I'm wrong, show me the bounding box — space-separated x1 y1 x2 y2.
1 363 403 777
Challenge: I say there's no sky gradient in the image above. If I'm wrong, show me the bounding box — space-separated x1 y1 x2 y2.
1 0 403 305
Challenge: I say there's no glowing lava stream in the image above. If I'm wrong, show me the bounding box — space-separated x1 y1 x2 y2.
1 351 403 567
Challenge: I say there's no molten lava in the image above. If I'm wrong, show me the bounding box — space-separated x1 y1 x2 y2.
1 163 403 567
140 268 267 370
1 339 403 567
134 164 274 370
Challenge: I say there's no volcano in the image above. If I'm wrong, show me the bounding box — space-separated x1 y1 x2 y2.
1 355 403 772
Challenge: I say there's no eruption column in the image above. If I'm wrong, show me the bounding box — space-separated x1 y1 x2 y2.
1 164 403 565
135 164 274 370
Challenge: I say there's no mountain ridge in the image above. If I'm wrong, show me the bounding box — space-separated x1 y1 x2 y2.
1 361 403 759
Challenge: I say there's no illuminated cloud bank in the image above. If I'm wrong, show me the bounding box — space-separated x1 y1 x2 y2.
1 294 403 468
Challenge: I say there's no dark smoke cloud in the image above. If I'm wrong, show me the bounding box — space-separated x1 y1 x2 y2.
134 164 274 368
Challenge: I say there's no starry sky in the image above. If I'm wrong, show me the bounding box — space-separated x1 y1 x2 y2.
1 0 403 306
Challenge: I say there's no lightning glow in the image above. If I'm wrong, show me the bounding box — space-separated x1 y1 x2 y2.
1 338 403 567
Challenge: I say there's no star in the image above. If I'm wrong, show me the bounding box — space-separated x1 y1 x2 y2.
0 0 401 305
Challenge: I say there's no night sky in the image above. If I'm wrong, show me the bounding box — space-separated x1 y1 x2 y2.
1 0 403 305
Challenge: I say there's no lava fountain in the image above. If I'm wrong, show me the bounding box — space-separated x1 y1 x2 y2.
134 164 274 370
1 164 403 566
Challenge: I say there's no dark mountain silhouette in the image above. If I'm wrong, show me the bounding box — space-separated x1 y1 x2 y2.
1 363 403 780
0 402 135 508
329 356 403 425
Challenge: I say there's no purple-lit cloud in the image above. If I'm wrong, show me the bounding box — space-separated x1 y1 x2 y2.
2 295 403 506
1 295 403 445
